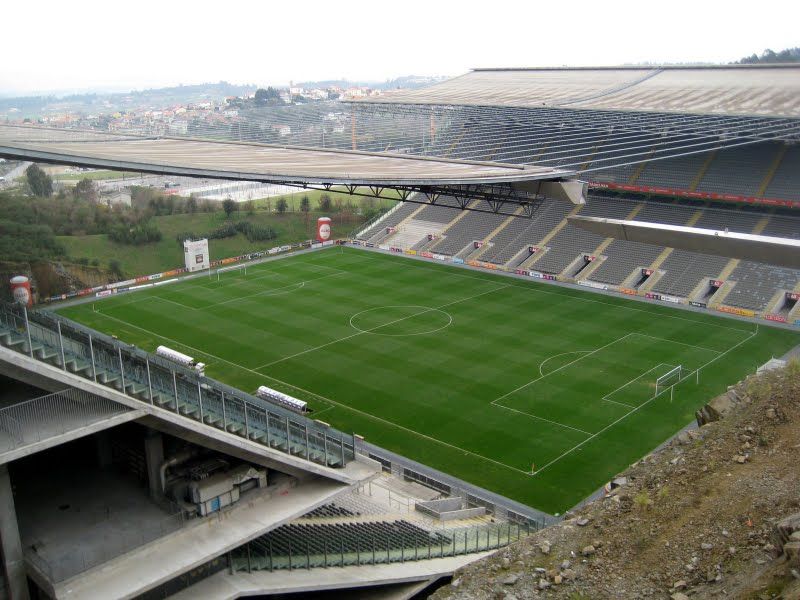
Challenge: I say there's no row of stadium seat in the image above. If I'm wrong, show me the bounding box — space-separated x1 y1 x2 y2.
357 194 800 312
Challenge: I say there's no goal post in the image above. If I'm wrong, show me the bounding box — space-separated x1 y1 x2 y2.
216 263 247 282
654 365 683 397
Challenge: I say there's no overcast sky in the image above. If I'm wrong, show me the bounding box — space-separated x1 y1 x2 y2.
1 0 798 95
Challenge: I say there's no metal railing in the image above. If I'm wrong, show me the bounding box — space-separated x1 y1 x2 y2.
0 388 130 452
0 303 356 470
231 521 527 572
355 439 553 530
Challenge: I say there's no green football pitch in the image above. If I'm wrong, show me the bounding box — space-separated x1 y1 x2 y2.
57 247 800 514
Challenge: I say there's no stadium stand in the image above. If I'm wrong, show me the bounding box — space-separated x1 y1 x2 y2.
764 145 800 200
482 200 574 266
360 188 799 312
430 201 512 257
695 145 780 197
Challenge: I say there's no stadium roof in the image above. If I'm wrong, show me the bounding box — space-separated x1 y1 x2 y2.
0 124 561 186
362 65 800 118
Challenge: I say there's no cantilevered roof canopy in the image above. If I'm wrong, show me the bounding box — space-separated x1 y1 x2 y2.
364 65 800 118
0 124 565 186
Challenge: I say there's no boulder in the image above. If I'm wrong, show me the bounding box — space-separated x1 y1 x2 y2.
502 574 519 586
696 391 737 426
582 544 596 556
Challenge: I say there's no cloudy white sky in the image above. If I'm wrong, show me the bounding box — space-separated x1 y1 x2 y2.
1 0 798 95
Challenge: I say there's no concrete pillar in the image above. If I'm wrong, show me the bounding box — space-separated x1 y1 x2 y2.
144 429 164 501
0 465 29 600
95 431 113 469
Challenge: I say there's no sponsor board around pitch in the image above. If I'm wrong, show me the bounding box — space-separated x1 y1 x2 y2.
405 250 417 256
451 257 464 264
578 280 608 291
690 301 708 309
765 314 787 323
717 305 756 318
619 287 637 296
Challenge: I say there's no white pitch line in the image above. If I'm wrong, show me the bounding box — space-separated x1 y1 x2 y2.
538 350 592 378
632 332 723 354
89 309 530 477
204 282 307 308
343 249 755 334
600 363 677 408
529 325 760 477
491 403 594 436
255 282 511 371
490 333 635 406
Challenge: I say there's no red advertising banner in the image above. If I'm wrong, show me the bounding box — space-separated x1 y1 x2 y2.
765 314 787 323
590 181 800 210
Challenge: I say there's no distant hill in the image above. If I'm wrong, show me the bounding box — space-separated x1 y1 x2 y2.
737 47 800 64
0 82 258 119
296 75 448 91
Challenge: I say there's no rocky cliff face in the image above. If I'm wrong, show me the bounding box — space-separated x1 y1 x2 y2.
433 361 800 600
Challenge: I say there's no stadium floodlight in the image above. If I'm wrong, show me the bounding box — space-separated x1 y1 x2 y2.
655 365 683 399
216 263 247 282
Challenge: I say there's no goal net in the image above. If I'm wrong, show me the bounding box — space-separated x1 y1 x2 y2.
654 365 683 397
215 263 247 281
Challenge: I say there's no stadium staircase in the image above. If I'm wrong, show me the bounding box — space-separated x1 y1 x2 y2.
637 208 706 293
577 203 645 282
468 207 526 261
627 156 650 184
757 145 789 198
520 204 583 270
427 200 481 253
689 151 718 191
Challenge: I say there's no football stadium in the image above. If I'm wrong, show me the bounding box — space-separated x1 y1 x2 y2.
1 64 799 598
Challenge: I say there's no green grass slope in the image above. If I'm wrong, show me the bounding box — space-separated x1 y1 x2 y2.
57 248 800 513
58 210 357 277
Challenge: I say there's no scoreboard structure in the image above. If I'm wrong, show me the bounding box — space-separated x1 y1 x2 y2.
184 239 210 272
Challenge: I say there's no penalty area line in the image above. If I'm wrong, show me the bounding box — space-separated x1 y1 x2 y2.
529 324 760 477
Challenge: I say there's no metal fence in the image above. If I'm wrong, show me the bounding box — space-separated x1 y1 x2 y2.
356 440 553 530
0 303 356 470
231 521 527 573
0 388 130 452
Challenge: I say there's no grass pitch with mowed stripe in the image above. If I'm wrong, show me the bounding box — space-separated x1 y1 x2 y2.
57 247 800 514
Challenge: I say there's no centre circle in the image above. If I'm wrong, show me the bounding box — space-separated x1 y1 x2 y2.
349 305 453 337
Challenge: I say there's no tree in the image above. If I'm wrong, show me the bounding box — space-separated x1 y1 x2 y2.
74 178 98 203
254 87 283 106
318 193 332 213
109 259 124 279
300 195 311 231
26 164 53 197
187 195 198 214
276 197 288 214
243 200 255 215
222 198 236 218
